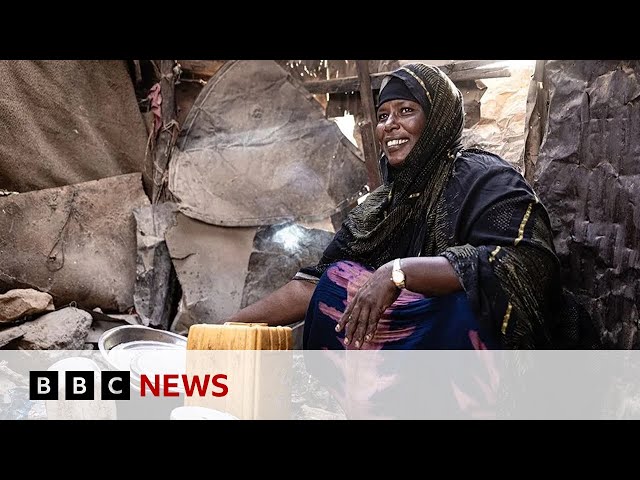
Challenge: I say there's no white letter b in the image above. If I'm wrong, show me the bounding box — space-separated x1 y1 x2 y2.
38 377 50 395
73 377 86 395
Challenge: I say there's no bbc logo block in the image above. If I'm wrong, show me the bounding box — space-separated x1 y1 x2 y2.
29 371 130 400
29 371 58 400
101 371 131 400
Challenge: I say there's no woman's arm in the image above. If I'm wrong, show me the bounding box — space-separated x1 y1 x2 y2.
336 256 462 348
225 279 316 326
386 256 462 296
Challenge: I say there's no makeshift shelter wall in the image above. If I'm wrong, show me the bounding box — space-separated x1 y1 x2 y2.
533 60 640 348
0 60 151 195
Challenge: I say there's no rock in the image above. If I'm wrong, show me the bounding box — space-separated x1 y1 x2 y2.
85 318 130 344
0 328 24 348
12 307 92 350
0 289 54 323
103 314 140 325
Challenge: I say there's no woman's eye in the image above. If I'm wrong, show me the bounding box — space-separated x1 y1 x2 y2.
401 107 414 114
378 113 388 122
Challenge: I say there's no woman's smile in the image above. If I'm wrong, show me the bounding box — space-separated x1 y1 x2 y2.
385 138 410 151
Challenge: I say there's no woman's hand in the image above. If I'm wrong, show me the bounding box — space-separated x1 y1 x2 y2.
336 261 400 348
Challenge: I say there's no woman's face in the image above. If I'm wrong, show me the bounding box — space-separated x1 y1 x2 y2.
375 99 426 168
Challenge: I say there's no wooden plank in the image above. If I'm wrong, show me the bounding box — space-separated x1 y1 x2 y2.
356 61 382 189
450 60 501 72
449 67 510 82
305 72 387 94
178 60 226 79
303 65 511 95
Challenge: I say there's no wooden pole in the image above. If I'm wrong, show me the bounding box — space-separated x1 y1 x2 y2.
356 60 382 190
152 60 180 204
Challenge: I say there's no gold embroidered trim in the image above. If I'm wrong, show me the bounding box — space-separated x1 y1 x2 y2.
515 202 535 246
489 246 501 263
501 302 513 335
401 67 433 106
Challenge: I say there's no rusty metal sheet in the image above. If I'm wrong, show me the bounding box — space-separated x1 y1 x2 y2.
165 213 258 334
533 60 640 348
168 60 367 227
0 173 149 312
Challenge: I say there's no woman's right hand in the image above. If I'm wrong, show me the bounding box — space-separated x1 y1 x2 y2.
336 261 400 348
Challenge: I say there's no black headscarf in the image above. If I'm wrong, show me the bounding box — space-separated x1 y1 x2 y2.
377 76 420 109
337 63 465 268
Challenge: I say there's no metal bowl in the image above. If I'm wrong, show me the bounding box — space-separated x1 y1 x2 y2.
98 325 188 389
99 325 187 352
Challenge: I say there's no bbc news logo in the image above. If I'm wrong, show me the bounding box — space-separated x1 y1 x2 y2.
30 371 130 400
29 371 229 400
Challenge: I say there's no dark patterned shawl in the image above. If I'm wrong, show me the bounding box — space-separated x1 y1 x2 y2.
298 63 597 349
339 63 465 266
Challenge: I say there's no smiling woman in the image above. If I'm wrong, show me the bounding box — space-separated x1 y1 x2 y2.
227 62 596 352
375 76 427 167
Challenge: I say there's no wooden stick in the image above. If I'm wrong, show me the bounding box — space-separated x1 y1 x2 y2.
356 61 382 189
152 60 179 204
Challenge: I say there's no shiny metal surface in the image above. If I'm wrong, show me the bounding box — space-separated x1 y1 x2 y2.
98 325 187 353
98 325 187 389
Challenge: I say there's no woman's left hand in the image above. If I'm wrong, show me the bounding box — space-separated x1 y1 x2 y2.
336 261 400 348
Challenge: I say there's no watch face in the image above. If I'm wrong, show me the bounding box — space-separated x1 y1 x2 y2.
392 269 404 283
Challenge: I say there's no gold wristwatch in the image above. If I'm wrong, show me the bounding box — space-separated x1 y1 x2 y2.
391 258 406 290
